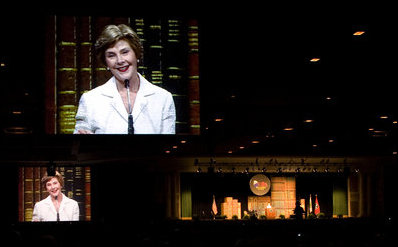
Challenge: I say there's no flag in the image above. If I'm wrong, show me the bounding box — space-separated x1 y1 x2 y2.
308 194 313 215
315 194 320 215
212 195 218 216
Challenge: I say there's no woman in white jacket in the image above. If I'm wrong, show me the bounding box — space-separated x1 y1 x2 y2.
74 24 176 134
32 171 79 222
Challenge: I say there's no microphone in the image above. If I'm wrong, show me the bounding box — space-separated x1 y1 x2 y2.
124 79 134 134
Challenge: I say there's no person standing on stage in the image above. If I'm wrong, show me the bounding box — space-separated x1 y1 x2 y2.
74 24 176 134
32 171 79 222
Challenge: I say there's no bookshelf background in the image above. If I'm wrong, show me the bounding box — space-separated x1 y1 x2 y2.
45 15 200 134
18 166 91 222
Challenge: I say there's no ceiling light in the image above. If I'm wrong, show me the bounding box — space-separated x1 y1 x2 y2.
310 58 320 62
353 31 365 36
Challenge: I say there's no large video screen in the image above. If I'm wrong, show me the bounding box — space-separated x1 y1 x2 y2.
49 16 200 135
0 14 200 135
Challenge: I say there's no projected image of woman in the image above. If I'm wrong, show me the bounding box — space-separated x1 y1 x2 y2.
32 171 79 222
74 24 176 134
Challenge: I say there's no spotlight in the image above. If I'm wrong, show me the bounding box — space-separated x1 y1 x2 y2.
277 167 282 173
196 167 202 173
295 167 301 173
324 167 330 173
312 168 318 173
262 167 267 173
244 167 249 174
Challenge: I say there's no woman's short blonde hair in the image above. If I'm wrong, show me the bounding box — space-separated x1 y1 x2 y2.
95 24 143 65
41 171 64 188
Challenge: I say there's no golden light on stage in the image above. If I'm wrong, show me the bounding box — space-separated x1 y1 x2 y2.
353 31 365 36
266 203 275 219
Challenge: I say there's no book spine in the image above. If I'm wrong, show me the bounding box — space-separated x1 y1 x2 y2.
145 18 164 86
44 15 57 134
33 167 41 205
18 167 24 221
187 19 201 134
57 16 78 134
164 18 189 133
132 18 148 77
77 16 93 96
73 167 85 220
84 167 91 221
23 167 34 221
40 166 48 199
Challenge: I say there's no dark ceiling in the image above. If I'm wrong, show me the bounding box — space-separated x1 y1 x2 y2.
0 3 396 157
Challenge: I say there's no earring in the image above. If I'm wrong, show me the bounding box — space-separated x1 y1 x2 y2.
106 67 110 71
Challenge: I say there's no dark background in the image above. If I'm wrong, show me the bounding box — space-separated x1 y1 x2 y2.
1 3 396 156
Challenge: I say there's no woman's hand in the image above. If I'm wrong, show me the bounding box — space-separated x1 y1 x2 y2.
76 129 93 134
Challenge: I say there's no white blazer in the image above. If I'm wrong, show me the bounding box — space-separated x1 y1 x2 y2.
74 74 176 134
32 194 79 222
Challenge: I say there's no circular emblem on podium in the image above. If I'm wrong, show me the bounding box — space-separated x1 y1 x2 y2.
249 174 271 196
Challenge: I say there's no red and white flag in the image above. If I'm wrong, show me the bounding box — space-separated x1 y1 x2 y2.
212 195 218 216
315 194 320 215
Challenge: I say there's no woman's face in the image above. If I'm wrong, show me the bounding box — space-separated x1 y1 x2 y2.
105 39 138 84
46 177 62 198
